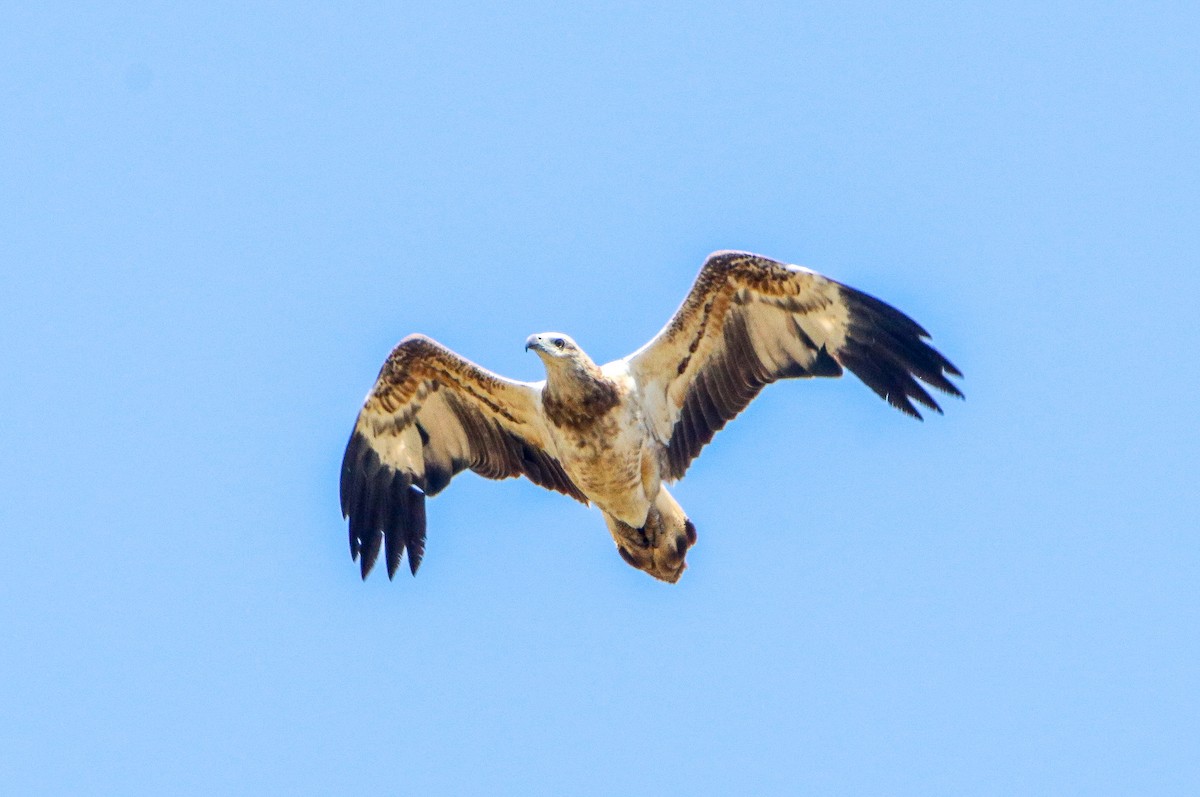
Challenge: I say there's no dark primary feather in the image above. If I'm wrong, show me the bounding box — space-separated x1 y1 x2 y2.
340 412 586 579
836 284 963 419
340 430 429 579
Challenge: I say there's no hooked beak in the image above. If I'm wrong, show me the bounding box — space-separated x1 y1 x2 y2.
524 334 542 353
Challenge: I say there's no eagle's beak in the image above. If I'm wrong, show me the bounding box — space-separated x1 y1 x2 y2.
524 335 541 352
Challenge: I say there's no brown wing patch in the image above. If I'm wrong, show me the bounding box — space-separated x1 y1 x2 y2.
371 336 520 424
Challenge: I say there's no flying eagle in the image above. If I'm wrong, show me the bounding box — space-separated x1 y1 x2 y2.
340 251 962 583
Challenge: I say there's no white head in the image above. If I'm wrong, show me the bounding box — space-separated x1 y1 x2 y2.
524 332 596 375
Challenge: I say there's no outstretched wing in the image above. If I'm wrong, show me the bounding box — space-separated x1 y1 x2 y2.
340 334 586 580
625 251 963 480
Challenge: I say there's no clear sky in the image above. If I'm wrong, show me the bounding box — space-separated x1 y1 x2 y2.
2 2 1197 795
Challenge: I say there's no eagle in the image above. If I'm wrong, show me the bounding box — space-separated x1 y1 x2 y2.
340 251 962 583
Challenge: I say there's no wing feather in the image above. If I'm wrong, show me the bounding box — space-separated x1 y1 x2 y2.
626 251 962 479
340 334 585 579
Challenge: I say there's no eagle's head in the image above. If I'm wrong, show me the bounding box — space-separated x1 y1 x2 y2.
525 332 578 359
525 332 597 373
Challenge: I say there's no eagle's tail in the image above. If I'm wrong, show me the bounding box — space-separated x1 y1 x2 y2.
602 487 697 584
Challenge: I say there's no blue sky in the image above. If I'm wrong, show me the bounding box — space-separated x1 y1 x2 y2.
2 2 1197 794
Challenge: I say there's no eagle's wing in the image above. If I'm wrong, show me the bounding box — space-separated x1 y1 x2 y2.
340 334 586 579
625 251 963 480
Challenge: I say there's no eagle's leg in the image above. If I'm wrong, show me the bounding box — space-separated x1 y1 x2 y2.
602 488 696 583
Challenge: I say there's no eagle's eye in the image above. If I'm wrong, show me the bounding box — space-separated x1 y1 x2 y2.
553 338 566 349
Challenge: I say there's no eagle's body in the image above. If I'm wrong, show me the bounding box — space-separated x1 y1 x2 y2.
538 355 695 580
545 361 647 526
340 251 962 583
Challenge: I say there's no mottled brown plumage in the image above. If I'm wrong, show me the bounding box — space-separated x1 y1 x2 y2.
542 376 620 431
